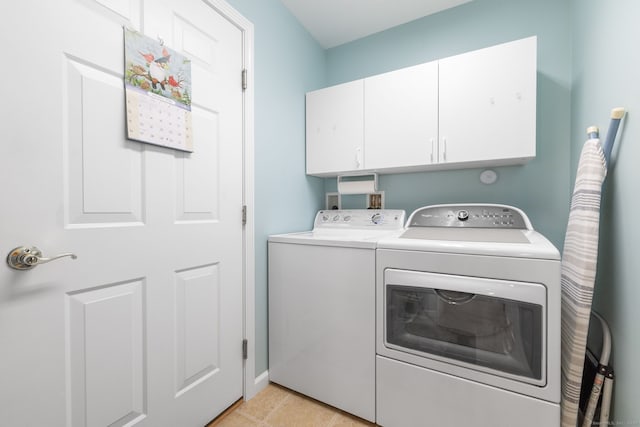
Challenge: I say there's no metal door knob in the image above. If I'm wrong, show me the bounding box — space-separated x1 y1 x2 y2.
7 246 77 270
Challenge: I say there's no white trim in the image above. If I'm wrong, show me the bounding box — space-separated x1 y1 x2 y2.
202 0 257 401
253 370 270 397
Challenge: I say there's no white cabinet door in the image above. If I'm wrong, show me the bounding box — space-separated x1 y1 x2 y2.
305 37 536 177
364 61 439 170
306 80 364 175
439 37 537 166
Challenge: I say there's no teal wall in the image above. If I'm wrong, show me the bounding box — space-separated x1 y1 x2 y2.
226 0 638 421
225 0 326 376
571 1 639 423
325 0 572 250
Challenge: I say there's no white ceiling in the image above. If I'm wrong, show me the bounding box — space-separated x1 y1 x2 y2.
280 0 473 49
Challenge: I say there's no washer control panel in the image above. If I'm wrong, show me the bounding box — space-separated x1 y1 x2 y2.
315 209 405 230
407 204 530 229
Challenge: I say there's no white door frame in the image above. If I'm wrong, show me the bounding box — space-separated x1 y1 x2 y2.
203 0 258 400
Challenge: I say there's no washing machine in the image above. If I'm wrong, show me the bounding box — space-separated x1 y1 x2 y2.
375 204 561 427
268 209 405 423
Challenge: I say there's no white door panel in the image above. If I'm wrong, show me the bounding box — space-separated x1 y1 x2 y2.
65 57 145 226
67 280 146 427
1 0 244 426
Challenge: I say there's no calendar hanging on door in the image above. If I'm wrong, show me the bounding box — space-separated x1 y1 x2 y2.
124 28 193 152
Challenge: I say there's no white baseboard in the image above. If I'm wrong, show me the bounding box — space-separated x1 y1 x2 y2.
245 370 269 400
254 370 269 393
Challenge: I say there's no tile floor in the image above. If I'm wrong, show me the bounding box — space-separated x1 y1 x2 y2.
207 383 376 427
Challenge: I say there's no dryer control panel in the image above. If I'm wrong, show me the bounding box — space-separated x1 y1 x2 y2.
407 204 531 229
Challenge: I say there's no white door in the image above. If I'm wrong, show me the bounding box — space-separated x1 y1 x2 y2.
0 1 244 426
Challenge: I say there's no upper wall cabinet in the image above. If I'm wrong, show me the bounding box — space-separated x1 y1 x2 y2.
438 37 537 166
305 36 537 177
306 80 364 175
364 61 439 170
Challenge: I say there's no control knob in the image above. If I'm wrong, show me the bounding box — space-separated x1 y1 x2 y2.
371 213 383 225
457 210 469 221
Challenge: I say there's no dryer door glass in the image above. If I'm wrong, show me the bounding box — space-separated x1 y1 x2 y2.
385 283 543 382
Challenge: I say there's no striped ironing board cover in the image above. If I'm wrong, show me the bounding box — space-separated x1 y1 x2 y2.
560 138 607 427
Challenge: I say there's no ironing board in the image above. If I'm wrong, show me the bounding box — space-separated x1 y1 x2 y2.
561 107 624 427
560 138 607 427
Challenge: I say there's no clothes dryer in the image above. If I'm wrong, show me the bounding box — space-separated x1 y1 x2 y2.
375 204 561 427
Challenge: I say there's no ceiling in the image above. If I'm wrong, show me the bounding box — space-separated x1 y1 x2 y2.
279 0 473 49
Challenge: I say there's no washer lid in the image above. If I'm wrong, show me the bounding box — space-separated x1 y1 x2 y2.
401 227 530 243
379 204 559 260
377 229 560 260
269 229 403 249
268 209 406 249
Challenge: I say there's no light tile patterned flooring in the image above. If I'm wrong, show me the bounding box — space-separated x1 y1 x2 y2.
207 383 376 427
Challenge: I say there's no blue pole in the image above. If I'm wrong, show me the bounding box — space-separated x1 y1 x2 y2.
602 107 625 165
587 125 599 140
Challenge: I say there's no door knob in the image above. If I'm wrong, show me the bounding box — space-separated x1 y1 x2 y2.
6 246 77 270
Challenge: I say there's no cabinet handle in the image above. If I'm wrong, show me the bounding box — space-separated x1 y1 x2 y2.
430 138 435 163
355 147 362 168
442 138 447 162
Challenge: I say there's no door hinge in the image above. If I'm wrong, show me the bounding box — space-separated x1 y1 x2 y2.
242 69 247 91
242 339 248 360
242 205 247 226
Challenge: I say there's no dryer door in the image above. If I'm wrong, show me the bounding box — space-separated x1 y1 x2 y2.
383 269 546 386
